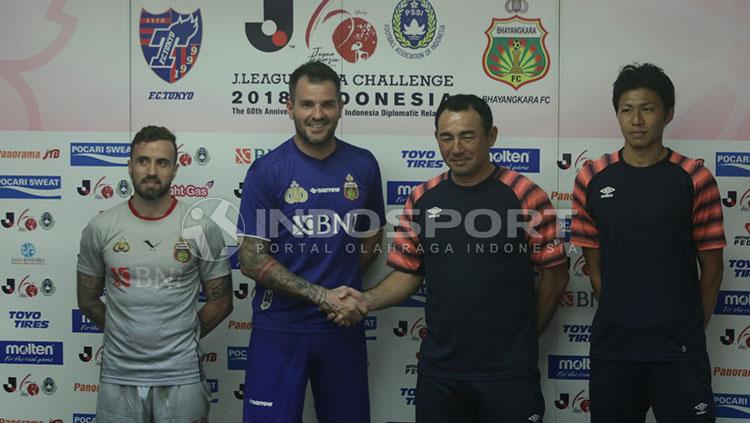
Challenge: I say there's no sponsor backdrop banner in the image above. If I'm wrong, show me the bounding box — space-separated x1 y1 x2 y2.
1 1 748 422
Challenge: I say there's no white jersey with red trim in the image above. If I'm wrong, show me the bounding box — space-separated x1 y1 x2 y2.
77 198 231 385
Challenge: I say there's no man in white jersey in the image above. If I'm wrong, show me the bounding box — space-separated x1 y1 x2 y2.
77 125 233 422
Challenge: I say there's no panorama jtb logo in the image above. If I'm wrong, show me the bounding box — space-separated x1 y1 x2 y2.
0 175 61 200
387 181 422 205
0 341 63 365
140 8 202 83
716 152 750 177
70 143 129 167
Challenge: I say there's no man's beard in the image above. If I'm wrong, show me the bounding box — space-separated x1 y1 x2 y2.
294 117 336 146
134 178 171 201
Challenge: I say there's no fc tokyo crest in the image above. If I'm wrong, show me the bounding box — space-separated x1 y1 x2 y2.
140 8 202 83
483 16 549 90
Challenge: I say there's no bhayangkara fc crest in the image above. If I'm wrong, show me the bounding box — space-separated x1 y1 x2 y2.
174 237 192 263
483 16 549 90
140 8 202 83
343 174 359 201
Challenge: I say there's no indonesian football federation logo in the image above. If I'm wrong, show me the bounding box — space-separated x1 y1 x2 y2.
483 16 550 90
140 8 202 83
386 0 445 59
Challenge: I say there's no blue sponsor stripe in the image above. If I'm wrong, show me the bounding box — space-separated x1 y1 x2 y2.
716 152 750 177
714 291 750 315
0 188 61 199
0 340 63 365
547 355 590 380
489 148 541 173
715 393 750 418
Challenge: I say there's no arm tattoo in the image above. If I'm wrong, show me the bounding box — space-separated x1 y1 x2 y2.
239 237 328 307
204 276 232 302
199 275 233 338
76 272 106 330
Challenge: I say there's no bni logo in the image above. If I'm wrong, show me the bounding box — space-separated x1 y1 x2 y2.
714 393 750 418
70 143 130 167
386 181 422 205
716 152 750 177
207 379 219 404
489 148 540 173
548 355 590 380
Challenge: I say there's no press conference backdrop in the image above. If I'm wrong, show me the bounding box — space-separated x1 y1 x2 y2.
1 1 749 422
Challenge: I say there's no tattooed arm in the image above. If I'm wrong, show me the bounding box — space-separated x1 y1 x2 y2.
198 275 233 338
77 271 106 330
238 236 367 326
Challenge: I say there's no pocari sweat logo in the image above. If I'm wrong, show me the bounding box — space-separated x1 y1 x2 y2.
0 175 61 199
227 346 247 370
70 143 130 167
489 148 540 173
715 393 750 418
387 181 422 205
716 152 750 177
548 355 590 380
73 414 97 423
0 341 63 365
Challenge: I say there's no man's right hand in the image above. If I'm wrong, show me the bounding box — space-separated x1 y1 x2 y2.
321 286 368 327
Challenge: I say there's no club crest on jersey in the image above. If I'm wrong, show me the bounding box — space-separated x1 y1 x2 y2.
285 180 308 204
482 16 550 90
140 8 203 83
343 174 359 201
173 237 191 263
113 238 130 253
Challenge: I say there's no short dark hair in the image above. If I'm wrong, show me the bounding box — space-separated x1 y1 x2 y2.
612 63 675 113
130 125 177 163
435 94 493 135
289 61 341 102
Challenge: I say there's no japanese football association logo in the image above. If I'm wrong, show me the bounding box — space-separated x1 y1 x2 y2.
483 16 550 90
140 8 202 83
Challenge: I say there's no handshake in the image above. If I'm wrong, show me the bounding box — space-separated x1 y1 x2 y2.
319 286 370 327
